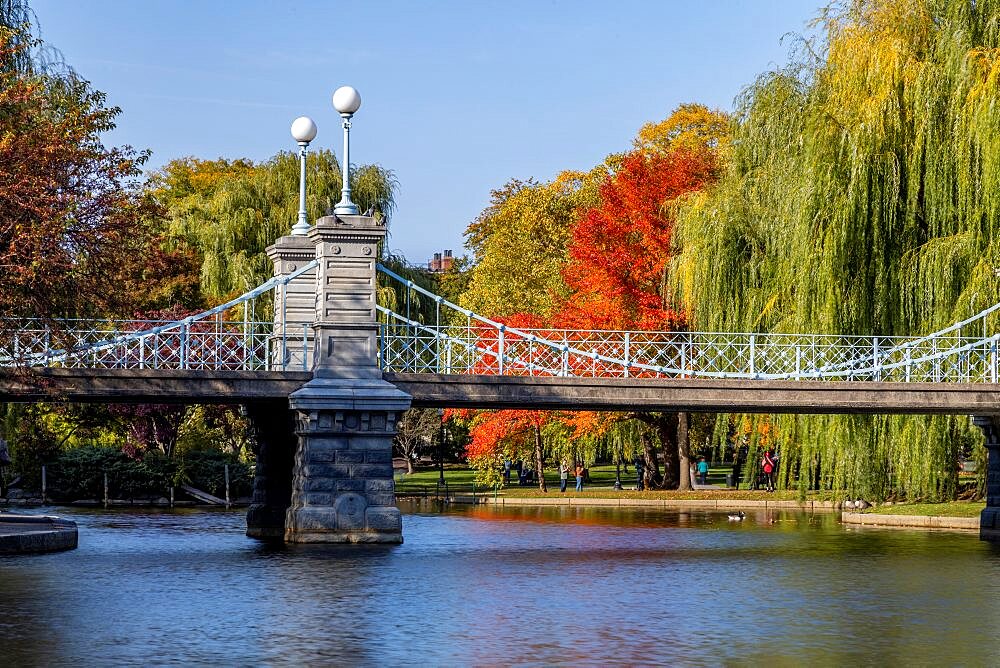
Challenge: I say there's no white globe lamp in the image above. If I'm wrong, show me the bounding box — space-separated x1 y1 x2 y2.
332 86 362 116
333 86 362 216
290 116 318 143
290 116 317 235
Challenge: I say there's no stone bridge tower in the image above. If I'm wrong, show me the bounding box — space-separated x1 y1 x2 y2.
284 214 410 542
249 213 411 543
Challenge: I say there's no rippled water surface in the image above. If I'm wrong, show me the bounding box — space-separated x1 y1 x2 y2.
1 503 998 666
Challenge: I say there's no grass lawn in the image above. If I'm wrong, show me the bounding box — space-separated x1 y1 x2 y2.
395 465 987 515
395 463 803 501
861 501 985 517
395 463 717 492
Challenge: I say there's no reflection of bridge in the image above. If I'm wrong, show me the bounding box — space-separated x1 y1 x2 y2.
2 213 1000 543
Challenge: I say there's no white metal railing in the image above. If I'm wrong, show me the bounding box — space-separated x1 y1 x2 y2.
0 261 318 372
374 263 1000 383
2 257 997 384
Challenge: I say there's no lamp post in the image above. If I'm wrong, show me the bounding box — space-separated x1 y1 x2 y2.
438 407 446 485
332 85 362 216
289 116 317 236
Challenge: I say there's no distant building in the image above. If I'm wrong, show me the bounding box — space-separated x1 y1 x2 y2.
427 249 454 273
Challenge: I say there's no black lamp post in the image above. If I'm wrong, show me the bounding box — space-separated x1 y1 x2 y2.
438 407 446 485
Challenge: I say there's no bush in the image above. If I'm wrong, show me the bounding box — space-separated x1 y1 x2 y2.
176 450 253 499
46 446 175 501
42 446 252 502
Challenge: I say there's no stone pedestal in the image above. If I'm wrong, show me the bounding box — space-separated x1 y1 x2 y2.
245 400 296 540
266 235 317 371
283 213 412 544
285 380 410 543
973 416 1000 541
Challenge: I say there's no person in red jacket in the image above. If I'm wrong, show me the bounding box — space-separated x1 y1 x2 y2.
761 449 777 492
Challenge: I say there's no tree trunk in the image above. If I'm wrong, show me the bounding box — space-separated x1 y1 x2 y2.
406 456 414 475
677 411 691 491
659 413 680 489
640 432 661 489
534 425 547 493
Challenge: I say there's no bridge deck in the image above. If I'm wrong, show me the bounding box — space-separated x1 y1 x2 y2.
0 368 312 404
388 373 1000 415
3 368 999 415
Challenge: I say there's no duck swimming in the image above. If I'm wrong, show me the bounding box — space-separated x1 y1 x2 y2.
727 511 745 521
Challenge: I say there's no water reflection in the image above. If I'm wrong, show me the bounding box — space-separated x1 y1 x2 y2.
0 504 997 665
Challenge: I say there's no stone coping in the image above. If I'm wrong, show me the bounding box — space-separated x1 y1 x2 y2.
0 513 78 554
454 496 836 511
841 511 979 530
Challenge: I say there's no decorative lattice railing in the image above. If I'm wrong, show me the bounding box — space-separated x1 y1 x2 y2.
0 261 319 372
375 264 1000 383
2 258 998 384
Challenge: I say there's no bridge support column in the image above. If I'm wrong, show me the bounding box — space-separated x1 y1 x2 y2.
284 214 411 544
245 400 296 540
266 234 317 370
973 416 1000 541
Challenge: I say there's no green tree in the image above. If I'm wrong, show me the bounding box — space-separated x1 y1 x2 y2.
461 170 602 319
155 150 397 300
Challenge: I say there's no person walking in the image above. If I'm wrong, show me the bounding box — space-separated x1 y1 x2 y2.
697 456 709 485
574 462 585 492
559 460 569 493
731 455 743 490
761 449 777 492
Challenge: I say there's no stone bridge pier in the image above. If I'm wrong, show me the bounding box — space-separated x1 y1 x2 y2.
973 416 1000 542
248 213 410 543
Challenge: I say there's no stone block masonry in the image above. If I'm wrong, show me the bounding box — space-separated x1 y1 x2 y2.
284 407 407 543
973 415 1000 542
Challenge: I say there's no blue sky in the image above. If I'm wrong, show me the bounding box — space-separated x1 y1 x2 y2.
32 1 819 265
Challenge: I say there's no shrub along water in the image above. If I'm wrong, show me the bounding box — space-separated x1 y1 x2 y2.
42 446 252 503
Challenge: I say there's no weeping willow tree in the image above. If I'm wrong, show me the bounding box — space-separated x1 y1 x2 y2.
672 0 1000 501
161 149 397 300
376 252 441 325
1 0 70 75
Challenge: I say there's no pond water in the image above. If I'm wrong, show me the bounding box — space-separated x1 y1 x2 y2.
1 503 998 666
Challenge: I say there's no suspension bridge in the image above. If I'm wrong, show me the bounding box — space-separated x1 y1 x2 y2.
4 256 1000 413
2 213 999 543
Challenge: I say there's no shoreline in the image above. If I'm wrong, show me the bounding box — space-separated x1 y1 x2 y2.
473 495 836 511
409 494 982 531
840 511 979 530
5 496 983 532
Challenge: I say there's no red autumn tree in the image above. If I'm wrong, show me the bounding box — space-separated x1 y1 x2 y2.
458 105 726 491
552 140 720 490
557 148 718 332
0 26 158 323
465 409 552 492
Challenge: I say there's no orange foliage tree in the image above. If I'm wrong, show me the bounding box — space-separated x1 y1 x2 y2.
557 149 718 331
463 409 553 491
551 138 722 489
458 105 726 491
